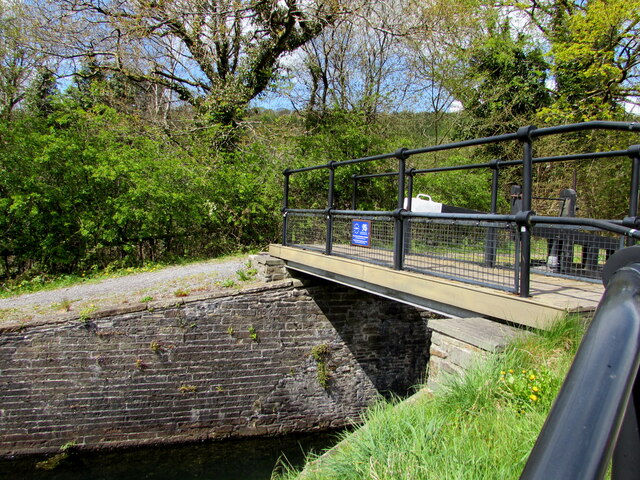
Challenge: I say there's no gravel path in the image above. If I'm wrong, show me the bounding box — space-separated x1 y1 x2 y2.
0 255 252 324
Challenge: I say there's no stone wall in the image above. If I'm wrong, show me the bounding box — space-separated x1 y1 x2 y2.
0 279 430 457
426 317 528 392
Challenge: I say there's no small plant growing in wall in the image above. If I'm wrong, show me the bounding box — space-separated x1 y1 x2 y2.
175 317 196 330
78 304 97 323
178 384 197 394
150 340 163 353
248 325 259 342
221 278 236 288
36 441 78 471
135 358 148 370
174 288 190 298
236 263 258 282
227 326 234 336
311 344 331 390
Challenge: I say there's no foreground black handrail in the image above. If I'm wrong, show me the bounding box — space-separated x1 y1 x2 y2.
520 247 640 480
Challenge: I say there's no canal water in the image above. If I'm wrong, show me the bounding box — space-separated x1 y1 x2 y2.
0 432 341 480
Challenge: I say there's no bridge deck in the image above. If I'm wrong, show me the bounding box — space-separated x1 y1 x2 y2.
269 244 604 329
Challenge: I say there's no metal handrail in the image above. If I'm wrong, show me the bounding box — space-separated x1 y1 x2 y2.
282 122 640 297
520 247 640 480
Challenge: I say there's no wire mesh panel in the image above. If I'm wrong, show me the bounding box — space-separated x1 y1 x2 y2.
531 225 623 281
404 218 518 292
330 215 396 267
285 212 327 252
284 210 625 293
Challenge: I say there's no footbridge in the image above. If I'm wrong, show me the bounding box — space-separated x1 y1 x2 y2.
269 121 640 329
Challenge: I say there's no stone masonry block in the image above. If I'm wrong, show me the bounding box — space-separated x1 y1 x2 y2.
0 280 429 457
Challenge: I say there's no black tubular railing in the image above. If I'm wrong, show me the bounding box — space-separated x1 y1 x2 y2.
282 121 640 297
520 246 640 480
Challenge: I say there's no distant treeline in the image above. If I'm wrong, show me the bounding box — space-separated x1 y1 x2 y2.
2 98 637 280
0 98 461 278
2 0 640 279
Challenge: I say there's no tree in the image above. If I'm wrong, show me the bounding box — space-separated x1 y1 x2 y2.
24 67 58 117
453 20 551 143
396 0 490 144
0 2 46 120
33 0 343 129
507 0 640 122
290 1 410 120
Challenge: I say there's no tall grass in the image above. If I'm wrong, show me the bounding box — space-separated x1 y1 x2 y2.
274 315 587 480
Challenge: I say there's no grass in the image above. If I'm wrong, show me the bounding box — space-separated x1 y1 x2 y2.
275 315 587 480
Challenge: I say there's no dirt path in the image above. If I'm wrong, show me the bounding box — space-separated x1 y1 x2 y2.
0 255 255 325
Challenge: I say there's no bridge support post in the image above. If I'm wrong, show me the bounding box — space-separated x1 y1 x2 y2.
517 126 537 297
326 162 336 256
394 149 409 270
282 169 290 246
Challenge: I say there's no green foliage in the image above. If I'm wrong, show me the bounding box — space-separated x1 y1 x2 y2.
310 343 330 362
289 110 400 210
135 358 148 370
454 20 550 156
412 155 496 212
1 60 635 285
311 344 331 390
59 441 78 452
497 367 557 414
538 0 640 124
0 96 282 280
24 67 58 118
178 384 197 394
221 279 237 288
248 325 259 342
35 441 78 471
236 267 257 282
78 305 97 323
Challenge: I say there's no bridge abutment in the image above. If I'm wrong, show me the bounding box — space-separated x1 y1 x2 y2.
426 317 530 392
0 276 431 457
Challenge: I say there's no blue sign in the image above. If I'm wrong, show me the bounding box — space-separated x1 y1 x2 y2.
351 219 371 247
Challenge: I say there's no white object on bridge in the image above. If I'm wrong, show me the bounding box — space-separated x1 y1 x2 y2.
404 194 443 213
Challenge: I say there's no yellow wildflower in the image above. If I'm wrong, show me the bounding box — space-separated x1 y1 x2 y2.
532 386 539 392
529 394 538 402
529 374 536 381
